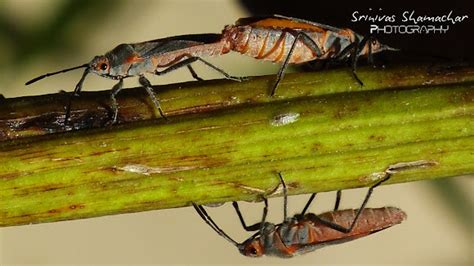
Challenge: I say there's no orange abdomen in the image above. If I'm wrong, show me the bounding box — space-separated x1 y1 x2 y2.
224 25 327 64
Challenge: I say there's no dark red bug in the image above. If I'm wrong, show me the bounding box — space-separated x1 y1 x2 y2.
193 171 405 258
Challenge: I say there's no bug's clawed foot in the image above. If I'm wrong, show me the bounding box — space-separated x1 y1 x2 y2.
230 76 250 82
111 111 120 125
352 71 364 86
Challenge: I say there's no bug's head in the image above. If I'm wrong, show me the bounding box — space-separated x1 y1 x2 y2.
89 55 111 77
361 38 399 56
238 237 264 257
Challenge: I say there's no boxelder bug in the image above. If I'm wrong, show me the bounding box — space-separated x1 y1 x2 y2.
221 14 398 95
25 34 245 124
26 15 397 124
193 170 404 258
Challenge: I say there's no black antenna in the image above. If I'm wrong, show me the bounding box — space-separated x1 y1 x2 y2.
192 203 239 247
25 64 89 85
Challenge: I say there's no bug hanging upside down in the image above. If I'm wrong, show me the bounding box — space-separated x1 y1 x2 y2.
193 171 405 258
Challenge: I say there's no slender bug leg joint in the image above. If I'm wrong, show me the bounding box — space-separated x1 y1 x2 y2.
270 31 322 96
138 75 167 120
110 79 124 123
334 190 342 211
154 56 247 82
186 65 204 81
63 67 90 125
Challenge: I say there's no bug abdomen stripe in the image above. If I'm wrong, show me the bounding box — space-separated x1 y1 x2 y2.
259 31 288 61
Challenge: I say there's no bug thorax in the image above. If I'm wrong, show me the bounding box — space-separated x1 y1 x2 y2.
89 55 111 77
221 24 245 52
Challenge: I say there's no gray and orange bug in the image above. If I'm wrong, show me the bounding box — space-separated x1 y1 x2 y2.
193 171 405 257
25 15 397 124
25 34 245 124
221 14 398 95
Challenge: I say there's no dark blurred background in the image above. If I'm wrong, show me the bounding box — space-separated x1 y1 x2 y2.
241 0 474 62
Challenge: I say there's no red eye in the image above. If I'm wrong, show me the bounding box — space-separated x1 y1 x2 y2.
249 247 257 255
100 63 108 70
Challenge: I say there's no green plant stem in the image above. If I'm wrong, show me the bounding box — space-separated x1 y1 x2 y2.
0 64 473 227
1 64 473 141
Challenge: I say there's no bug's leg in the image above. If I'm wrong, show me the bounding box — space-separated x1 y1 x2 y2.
334 39 364 86
340 171 391 232
301 190 343 216
64 68 89 125
258 198 269 237
154 57 199 76
357 35 376 66
186 65 204 81
110 79 124 124
232 201 264 231
301 193 317 216
349 37 364 86
192 57 248 82
312 172 392 233
349 35 380 85
326 37 342 59
335 42 356 61
276 172 289 220
155 56 246 82
138 75 167 120
366 37 375 65
334 190 342 211
154 57 203 81
64 97 74 126
271 31 322 96
278 173 319 217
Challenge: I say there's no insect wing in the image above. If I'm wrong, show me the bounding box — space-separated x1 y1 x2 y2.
313 207 406 245
136 34 222 58
235 14 341 33
272 14 342 32
235 15 277 26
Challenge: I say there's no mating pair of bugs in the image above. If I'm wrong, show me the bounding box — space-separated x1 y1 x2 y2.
193 170 405 258
26 15 397 124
